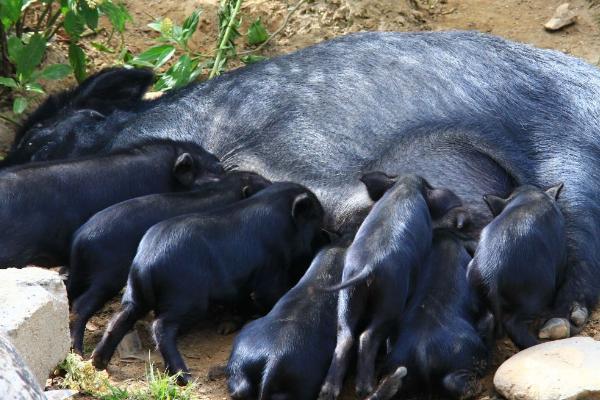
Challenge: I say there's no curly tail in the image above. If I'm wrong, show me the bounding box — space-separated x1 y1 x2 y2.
320 266 372 292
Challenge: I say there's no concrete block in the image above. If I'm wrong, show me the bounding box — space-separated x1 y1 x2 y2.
0 267 70 387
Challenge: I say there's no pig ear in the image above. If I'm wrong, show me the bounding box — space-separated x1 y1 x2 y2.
291 192 319 222
424 187 462 220
173 153 196 187
545 182 564 201
73 68 154 111
483 194 507 217
242 185 252 198
360 171 396 201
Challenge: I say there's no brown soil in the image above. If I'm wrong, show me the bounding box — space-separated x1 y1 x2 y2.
14 0 600 398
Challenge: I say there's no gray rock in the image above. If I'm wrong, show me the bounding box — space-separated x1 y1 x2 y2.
494 337 600 400
0 332 45 400
544 3 577 31
0 267 70 387
538 318 570 340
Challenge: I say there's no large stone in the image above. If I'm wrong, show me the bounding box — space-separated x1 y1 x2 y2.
0 267 70 387
494 337 600 400
0 332 45 399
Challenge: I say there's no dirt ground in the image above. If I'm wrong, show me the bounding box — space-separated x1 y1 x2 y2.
8 0 598 398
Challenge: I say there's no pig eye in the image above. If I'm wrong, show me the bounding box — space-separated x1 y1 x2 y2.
28 142 33 147
35 123 43 128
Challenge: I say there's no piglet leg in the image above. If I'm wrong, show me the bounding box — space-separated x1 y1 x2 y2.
92 302 146 369
365 366 407 400
152 317 190 385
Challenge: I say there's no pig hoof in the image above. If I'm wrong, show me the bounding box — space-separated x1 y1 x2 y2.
356 384 374 398
176 372 191 386
570 303 589 327
538 318 570 339
91 353 109 370
318 383 339 400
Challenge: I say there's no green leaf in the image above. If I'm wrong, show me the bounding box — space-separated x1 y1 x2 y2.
240 54 268 64
63 10 85 39
129 44 175 68
0 77 18 88
99 1 131 33
90 41 115 53
180 9 201 46
0 0 22 28
79 1 99 30
17 34 46 81
40 64 72 80
25 82 44 94
12 96 27 114
247 19 268 46
7 36 23 64
68 43 86 82
147 20 163 33
154 55 198 91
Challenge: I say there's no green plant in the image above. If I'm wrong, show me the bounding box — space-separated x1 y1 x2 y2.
0 0 132 116
126 0 263 91
59 352 198 400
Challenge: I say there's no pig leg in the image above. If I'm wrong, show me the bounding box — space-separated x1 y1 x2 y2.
319 288 365 400
504 313 539 349
365 366 407 400
70 285 118 354
355 319 389 397
92 301 147 369
152 317 190 385
442 370 480 399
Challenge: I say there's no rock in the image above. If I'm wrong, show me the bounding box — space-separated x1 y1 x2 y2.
571 303 589 327
0 332 46 399
0 267 70 387
544 3 577 32
117 330 145 361
494 337 600 400
539 317 570 340
143 91 164 100
43 390 78 400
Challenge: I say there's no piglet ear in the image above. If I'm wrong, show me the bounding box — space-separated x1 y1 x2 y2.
424 187 462 220
545 182 564 201
292 192 319 222
173 153 196 187
483 194 507 217
242 185 252 198
360 171 396 201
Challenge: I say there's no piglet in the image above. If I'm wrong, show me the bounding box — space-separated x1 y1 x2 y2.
319 172 466 399
92 182 326 384
0 139 223 268
227 236 349 400
368 230 492 400
68 171 271 354
467 183 566 349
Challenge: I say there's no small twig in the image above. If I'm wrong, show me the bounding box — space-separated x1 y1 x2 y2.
34 1 53 33
210 0 243 79
238 0 307 56
0 114 22 128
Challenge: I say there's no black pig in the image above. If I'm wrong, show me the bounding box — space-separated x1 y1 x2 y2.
68 171 271 354
227 237 349 400
91 182 325 384
367 230 492 400
467 183 566 349
319 172 465 399
0 140 223 269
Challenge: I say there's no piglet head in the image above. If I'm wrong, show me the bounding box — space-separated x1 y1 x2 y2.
422 179 470 230
360 171 397 201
